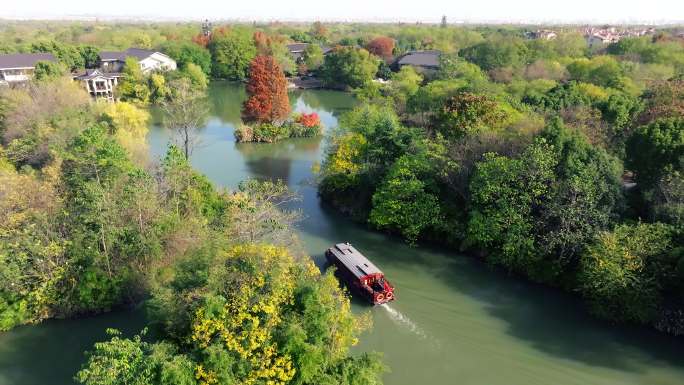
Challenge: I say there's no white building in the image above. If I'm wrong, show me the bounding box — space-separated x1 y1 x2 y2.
0 53 56 85
98 48 177 74
73 69 120 101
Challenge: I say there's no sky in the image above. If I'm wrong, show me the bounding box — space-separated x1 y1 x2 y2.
1 0 683 24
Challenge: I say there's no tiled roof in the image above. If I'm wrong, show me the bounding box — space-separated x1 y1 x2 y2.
0 53 56 69
99 48 158 62
395 50 441 68
287 43 332 54
73 69 122 80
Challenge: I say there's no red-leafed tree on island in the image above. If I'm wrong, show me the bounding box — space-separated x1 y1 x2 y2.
242 55 290 124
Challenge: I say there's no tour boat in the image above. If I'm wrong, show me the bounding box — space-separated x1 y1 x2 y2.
325 242 395 305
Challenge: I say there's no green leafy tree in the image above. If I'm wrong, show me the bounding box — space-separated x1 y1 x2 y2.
181 62 209 90
0 156 65 330
369 153 442 243
460 36 527 70
578 223 676 323
433 92 508 139
117 57 150 104
320 47 380 89
59 125 161 315
466 140 557 274
31 40 84 70
148 73 169 104
78 45 101 69
76 329 195 385
536 119 624 279
160 41 212 75
303 43 324 71
208 31 256 80
627 118 684 191
387 66 423 112
161 78 209 159
33 60 65 81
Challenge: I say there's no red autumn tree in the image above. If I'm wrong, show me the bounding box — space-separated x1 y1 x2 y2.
366 37 395 62
192 34 211 48
242 55 291 124
253 31 272 55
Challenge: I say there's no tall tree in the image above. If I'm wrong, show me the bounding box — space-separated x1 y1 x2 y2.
241 55 290 124
366 37 395 63
208 31 256 80
320 47 380 89
117 57 150 104
161 79 209 159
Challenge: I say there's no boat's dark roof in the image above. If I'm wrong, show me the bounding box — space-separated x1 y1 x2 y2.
328 243 383 279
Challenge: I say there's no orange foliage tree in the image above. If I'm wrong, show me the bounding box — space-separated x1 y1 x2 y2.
242 55 291 124
253 31 272 55
366 37 395 62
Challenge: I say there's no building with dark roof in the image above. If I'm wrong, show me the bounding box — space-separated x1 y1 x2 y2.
98 48 176 74
392 50 441 75
286 43 332 62
73 69 121 101
0 53 56 84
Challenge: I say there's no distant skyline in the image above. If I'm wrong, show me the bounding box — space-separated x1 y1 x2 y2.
1 0 683 24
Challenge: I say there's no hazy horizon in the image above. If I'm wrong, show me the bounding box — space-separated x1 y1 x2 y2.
1 0 683 25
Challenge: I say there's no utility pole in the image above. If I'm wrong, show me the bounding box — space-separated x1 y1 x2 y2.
441 15 447 28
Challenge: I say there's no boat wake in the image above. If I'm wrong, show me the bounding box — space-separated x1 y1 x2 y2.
380 304 427 339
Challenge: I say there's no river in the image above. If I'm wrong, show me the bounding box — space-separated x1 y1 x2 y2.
1 81 683 385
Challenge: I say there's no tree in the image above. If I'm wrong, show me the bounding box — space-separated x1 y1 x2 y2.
437 54 488 82
241 55 290 124
388 66 423 113
208 31 257 80
433 92 508 139
320 47 380 89
33 60 65 81
536 119 624 279
366 37 395 63
117 57 150 104
578 223 676 323
637 80 684 125
76 330 195 385
99 102 151 165
59 125 162 315
0 155 64 330
303 44 324 71
148 73 169 104
0 78 91 167
161 79 209 159
460 36 527 70
224 180 301 245
181 62 208 90
310 21 328 43
369 153 442 243
627 118 684 191
78 45 101 69
599 93 643 147
31 40 84 70
160 41 212 75
466 140 557 274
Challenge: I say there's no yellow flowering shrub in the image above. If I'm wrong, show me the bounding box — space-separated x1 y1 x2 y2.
190 244 297 385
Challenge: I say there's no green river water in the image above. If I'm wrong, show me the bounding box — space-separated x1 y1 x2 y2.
1 81 683 385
